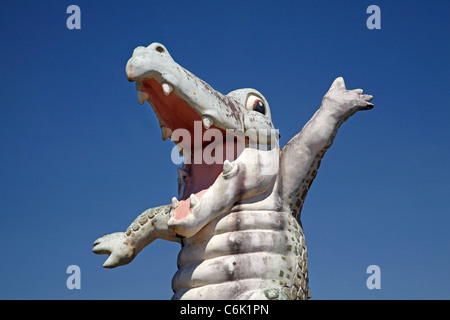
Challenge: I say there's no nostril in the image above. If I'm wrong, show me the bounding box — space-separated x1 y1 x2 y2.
155 46 165 53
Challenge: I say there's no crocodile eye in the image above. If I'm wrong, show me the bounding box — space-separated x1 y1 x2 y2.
253 100 265 114
246 95 266 114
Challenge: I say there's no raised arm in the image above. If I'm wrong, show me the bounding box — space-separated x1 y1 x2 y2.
280 77 373 220
93 204 180 268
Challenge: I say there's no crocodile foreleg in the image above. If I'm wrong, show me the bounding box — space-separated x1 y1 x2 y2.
280 77 374 220
93 204 180 268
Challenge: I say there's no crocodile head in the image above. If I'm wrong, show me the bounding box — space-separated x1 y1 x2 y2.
125 43 278 220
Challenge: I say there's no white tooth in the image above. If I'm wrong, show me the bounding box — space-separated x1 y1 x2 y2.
162 83 173 96
177 167 188 180
190 194 199 208
202 116 213 129
137 91 149 105
177 183 185 200
223 160 233 174
171 197 180 209
161 126 172 141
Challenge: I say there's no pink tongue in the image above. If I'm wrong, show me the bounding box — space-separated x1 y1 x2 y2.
173 189 208 220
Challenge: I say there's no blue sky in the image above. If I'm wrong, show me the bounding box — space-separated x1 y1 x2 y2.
0 0 448 299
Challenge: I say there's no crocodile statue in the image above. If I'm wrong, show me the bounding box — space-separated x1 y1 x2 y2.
92 42 374 300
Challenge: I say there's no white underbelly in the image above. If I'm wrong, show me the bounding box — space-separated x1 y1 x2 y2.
171 210 309 300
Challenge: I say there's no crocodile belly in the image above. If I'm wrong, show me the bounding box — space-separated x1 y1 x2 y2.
171 210 309 300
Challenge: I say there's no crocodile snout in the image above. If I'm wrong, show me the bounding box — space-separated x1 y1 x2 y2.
125 42 175 82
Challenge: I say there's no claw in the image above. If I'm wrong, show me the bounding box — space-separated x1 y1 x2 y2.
363 94 373 102
103 255 119 269
92 237 108 254
330 77 346 91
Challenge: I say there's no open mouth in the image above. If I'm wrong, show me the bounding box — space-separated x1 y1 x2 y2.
136 78 243 220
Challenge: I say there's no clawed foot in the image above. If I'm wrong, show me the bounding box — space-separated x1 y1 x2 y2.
92 232 136 268
324 77 374 115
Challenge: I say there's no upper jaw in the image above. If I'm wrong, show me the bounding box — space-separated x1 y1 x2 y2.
125 42 279 164
125 42 246 133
